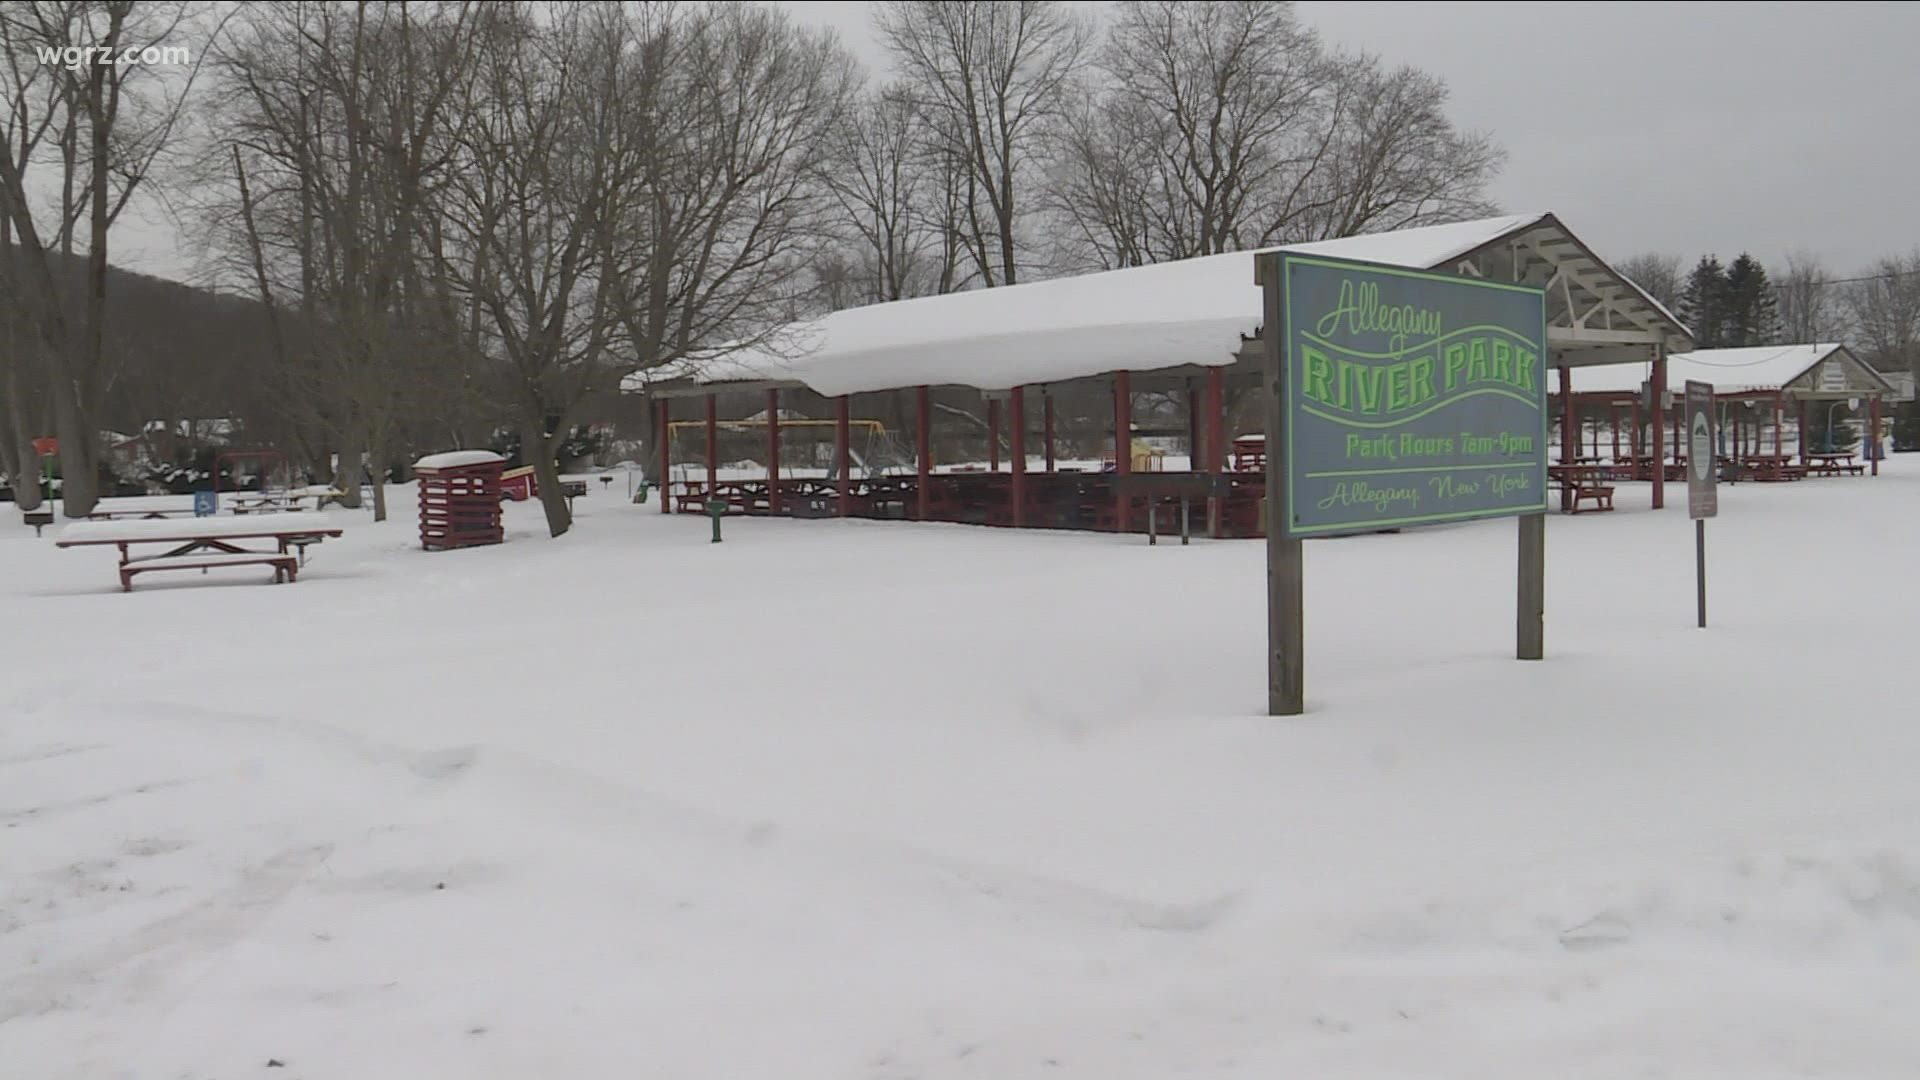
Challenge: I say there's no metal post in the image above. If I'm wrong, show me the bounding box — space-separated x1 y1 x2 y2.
835 395 851 517
658 397 671 514
1798 399 1809 462
766 389 782 515
1695 519 1707 628
1611 406 1620 461
1113 371 1132 533
1180 495 1191 545
1010 386 1027 527
1146 497 1157 545
1258 254 1303 716
1650 348 1667 508
1205 365 1225 539
705 393 718 500
915 386 932 520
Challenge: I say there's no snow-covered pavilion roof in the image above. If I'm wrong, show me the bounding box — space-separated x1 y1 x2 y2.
631 212 1692 399
1572 344 1896 398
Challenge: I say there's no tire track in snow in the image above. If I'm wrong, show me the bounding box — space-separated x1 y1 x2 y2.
0 844 335 1023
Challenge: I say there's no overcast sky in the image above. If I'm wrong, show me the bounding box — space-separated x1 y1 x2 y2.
784 0 1920 275
108 1 1920 285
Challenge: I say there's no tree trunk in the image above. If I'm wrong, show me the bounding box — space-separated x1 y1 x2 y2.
51 375 98 517
367 434 389 523
522 413 571 538
333 420 365 509
2 366 43 511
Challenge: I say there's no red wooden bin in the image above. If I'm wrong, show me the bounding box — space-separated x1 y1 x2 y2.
413 450 506 550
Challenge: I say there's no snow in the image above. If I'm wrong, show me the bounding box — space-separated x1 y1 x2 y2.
56 512 334 545
1574 343 1895 397
6 463 1920 1077
412 450 505 471
627 214 1551 398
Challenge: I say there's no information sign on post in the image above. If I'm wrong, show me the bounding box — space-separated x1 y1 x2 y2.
193 490 218 518
1685 380 1716 627
1259 252 1549 716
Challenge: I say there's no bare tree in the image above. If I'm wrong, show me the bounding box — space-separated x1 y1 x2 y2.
430 2 634 537
1616 253 1684 315
615 3 857 370
876 0 1091 287
208 1 487 520
0 0 214 516
1776 250 1835 343
825 84 937 304
1054 0 1327 267
1264 55 1503 244
1845 251 1920 377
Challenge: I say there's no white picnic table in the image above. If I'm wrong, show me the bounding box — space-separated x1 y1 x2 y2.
55 513 344 591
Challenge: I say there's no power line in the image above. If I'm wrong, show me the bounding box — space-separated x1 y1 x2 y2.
1775 266 1920 290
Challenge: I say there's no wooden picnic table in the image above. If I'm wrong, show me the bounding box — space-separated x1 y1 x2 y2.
85 508 195 521
1548 464 1615 513
1805 452 1865 477
55 513 344 591
1735 453 1804 483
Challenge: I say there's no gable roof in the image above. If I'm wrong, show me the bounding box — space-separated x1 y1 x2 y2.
631 212 1691 399
1572 344 1896 397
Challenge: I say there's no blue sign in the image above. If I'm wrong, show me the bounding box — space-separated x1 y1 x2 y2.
193 490 218 517
1279 254 1549 536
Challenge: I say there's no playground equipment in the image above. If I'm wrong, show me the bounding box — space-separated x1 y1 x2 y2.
1101 439 1169 473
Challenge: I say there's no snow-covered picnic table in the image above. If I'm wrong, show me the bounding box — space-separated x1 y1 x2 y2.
54 513 344 591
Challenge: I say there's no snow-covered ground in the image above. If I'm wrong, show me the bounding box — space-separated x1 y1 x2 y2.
4 465 1919 1078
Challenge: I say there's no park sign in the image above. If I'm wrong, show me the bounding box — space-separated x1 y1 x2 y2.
1277 254 1548 536
1686 380 1717 519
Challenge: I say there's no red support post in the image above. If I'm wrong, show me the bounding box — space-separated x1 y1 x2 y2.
1558 368 1575 463
835 394 851 517
1043 392 1056 473
1798 399 1808 464
766 389 782 515
1205 365 1225 539
1871 398 1882 476
1558 367 1574 512
705 393 719 499
987 398 1000 472
1113 371 1132 532
1010 387 1027 528
916 386 931 521
658 397 671 514
1630 395 1642 465
1650 353 1667 509
1611 406 1620 460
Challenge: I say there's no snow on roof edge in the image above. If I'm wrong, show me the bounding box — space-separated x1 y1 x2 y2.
626 213 1574 397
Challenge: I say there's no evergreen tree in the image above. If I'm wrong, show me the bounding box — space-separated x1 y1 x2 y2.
1679 256 1729 347
1722 253 1782 346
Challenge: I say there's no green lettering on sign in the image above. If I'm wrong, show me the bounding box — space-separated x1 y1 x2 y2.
1281 254 1549 536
